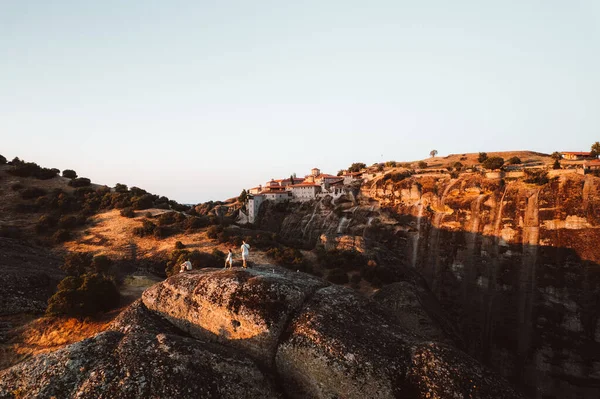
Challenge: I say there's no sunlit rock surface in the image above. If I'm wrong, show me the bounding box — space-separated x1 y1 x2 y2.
0 267 521 398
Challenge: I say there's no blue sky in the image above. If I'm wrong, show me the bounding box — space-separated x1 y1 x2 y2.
2 1 599 203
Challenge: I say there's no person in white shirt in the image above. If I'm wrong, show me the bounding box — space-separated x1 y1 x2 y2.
179 260 192 273
224 249 233 269
240 241 250 268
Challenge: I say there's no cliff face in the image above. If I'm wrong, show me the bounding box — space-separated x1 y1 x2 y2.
255 172 600 399
0 267 521 399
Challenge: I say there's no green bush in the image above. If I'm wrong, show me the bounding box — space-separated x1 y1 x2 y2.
158 212 177 226
133 219 157 237
8 159 58 179
348 162 366 172
46 273 120 317
266 246 304 267
553 159 561 170
508 157 521 165
120 207 135 218
482 157 504 170
91 255 113 275
115 183 128 193
175 241 185 249
132 194 154 210
61 252 93 276
62 169 77 179
478 152 488 163
68 177 91 187
417 161 427 169
327 268 349 284
524 170 549 185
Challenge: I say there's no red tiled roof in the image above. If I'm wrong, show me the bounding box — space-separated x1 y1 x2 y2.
290 183 320 187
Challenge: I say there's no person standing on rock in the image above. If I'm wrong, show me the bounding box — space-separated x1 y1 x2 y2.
224 249 233 269
240 241 250 268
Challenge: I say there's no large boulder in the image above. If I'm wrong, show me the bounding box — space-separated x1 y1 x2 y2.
1 267 524 398
275 285 418 398
142 266 328 366
0 301 281 399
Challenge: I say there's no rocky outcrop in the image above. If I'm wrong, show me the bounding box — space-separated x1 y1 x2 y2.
251 172 600 398
0 267 522 398
141 266 328 367
0 238 63 316
0 300 282 399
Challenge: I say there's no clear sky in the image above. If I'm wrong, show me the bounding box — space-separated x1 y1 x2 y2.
2 1 599 203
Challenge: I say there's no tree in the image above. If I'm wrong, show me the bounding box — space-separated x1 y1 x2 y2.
551 151 562 160
429 149 438 158
591 142 600 158
553 159 561 170
453 162 463 171
482 157 504 170
238 189 248 203
418 161 428 169
508 156 521 165
348 163 367 173
115 183 128 193
62 169 77 179
0 154 6 164
478 152 488 163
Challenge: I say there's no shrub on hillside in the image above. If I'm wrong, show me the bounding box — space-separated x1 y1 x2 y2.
46 273 120 317
348 162 367 172
91 255 113 275
115 183 128 193
132 194 154 210
120 207 135 218
508 157 521 165
11 182 23 191
133 219 157 237
417 161 427 169
62 169 77 179
175 241 185 249
21 187 47 199
68 177 91 187
553 160 561 170
61 252 93 276
524 170 549 185
478 152 488 163
482 157 504 170
0 154 6 164
183 216 210 230
381 171 413 183
266 246 304 267
8 159 58 180
158 212 177 226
